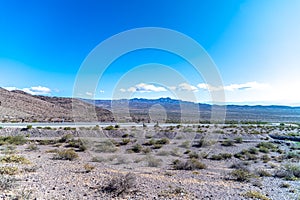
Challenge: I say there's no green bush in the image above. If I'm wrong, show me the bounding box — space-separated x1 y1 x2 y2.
0 166 18 175
234 137 243 143
0 135 27 145
53 149 79 161
59 134 74 143
221 139 235 147
26 144 39 151
230 169 252 182
210 153 232 160
179 141 190 149
243 191 270 200
104 125 114 130
26 125 33 129
256 142 277 150
1 154 31 164
188 151 199 159
172 158 207 170
129 144 143 153
94 140 118 153
275 163 300 180
256 169 272 177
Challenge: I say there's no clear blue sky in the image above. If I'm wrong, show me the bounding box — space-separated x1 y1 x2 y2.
0 0 299 105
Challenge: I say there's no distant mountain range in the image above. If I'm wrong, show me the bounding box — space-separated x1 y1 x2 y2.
84 97 300 123
0 86 299 123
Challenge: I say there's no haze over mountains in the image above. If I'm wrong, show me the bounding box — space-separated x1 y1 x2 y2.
0 87 300 123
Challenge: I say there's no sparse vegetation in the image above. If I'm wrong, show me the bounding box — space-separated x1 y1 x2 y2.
94 140 118 153
210 153 232 160
0 166 18 175
221 139 235 147
172 158 207 170
101 173 136 196
1 154 31 164
243 191 270 200
53 149 79 161
145 155 162 167
275 163 300 180
0 135 27 145
84 163 95 173
229 169 252 182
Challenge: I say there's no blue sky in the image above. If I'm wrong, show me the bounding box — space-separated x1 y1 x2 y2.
0 0 300 105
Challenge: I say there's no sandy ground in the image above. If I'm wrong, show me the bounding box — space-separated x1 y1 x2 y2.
0 124 299 199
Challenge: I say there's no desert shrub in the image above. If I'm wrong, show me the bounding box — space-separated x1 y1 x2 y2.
152 144 163 149
26 125 33 129
145 155 162 167
119 138 131 146
234 137 243 143
172 158 206 170
243 191 270 200
104 125 114 131
248 147 259 155
23 165 38 173
256 142 277 150
261 154 271 163
58 134 74 143
26 144 39 151
230 161 249 170
210 153 232 160
66 139 87 152
84 163 95 173
188 151 199 159
1 145 16 155
141 147 152 154
102 173 136 196
230 169 252 182
179 141 190 149
53 149 79 161
63 127 76 131
38 139 57 145
279 183 291 188
155 138 170 145
94 140 118 153
0 175 16 190
183 150 191 154
0 166 18 175
221 139 235 147
275 163 300 180
129 144 143 153
284 152 300 160
256 168 272 177
0 135 27 145
193 138 214 148
234 149 258 161
157 150 170 156
259 147 270 153
1 155 31 164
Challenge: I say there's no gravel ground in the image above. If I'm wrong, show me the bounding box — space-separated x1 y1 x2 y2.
0 125 299 199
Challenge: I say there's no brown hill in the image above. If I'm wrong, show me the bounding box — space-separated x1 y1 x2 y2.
0 88 113 122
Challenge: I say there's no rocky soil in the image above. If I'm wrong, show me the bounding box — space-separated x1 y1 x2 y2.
0 124 299 199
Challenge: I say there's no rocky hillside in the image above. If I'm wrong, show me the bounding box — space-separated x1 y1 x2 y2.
0 88 113 122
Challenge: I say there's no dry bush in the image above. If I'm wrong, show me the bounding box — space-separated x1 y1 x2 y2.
53 149 79 161
102 173 137 197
